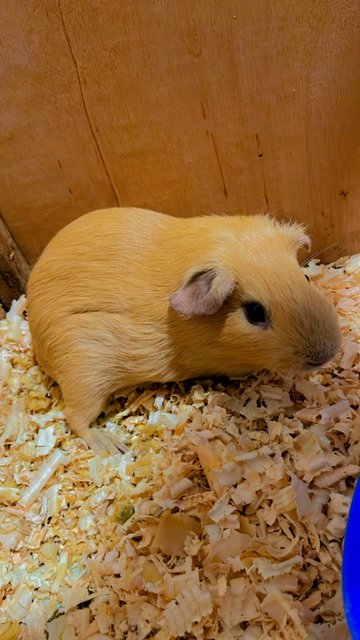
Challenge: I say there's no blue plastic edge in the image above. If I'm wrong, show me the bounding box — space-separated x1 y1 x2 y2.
342 477 360 639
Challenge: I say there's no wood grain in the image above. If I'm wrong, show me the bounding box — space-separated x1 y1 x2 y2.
1 0 360 263
0 214 30 309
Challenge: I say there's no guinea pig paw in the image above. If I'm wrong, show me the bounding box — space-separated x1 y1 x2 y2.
103 430 130 454
83 428 129 456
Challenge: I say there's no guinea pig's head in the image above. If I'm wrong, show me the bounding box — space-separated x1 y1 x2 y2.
170 215 341 376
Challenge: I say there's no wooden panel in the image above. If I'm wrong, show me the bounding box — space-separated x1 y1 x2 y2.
1 0 360 263
0 0 118 264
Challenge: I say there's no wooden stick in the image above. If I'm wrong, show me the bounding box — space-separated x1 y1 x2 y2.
0 214 30 310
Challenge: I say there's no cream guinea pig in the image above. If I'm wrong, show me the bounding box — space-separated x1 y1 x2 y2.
27 207 341 453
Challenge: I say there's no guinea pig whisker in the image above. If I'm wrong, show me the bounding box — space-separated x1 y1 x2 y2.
300 243 337 267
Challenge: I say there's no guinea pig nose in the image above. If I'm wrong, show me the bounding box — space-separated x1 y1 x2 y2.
306 348 337 369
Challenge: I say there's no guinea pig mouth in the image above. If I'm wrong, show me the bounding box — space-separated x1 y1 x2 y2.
303 352 337 371
305 360 329 371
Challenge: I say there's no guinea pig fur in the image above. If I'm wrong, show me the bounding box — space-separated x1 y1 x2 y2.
27 207 341 453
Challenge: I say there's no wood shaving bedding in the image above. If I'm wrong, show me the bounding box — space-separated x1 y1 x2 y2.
0 256 359 640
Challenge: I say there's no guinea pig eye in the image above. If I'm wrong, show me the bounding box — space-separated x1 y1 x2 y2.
243 302 268 326
305 274 310 282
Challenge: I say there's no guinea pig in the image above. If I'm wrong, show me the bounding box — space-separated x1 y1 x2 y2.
27 207 341 453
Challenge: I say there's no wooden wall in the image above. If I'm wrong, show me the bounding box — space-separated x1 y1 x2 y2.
1 0 360 265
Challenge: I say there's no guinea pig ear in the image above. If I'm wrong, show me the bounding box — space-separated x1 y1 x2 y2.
280 221 311 254
170 268 235 317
